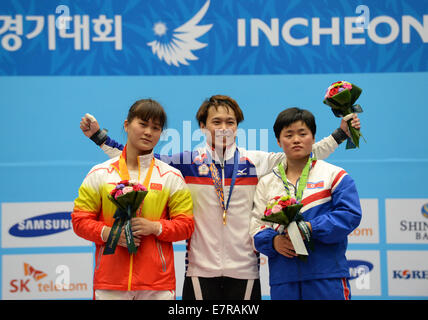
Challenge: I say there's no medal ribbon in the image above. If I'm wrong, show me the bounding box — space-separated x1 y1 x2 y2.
277 153 316 252
117 147 155 189
277 153 315 202
208 149 239 225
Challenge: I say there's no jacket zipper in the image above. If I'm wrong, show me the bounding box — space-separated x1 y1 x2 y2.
220 161 226 220
220 161 226 275
156 240 167 272
95 245 104 271
128 254 134 291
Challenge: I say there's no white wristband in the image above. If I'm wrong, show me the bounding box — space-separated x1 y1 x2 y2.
101 226 107 242
156 222 163 236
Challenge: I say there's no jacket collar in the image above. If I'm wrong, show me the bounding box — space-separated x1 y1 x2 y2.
111 145 154 180
273 155 318 176
204 142 237 163
138 151 154 168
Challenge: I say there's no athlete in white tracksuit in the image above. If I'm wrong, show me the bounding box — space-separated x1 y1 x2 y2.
249 159 361 299
249 107 362 300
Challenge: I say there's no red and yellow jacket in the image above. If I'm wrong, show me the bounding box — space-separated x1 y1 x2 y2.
72 146 194 292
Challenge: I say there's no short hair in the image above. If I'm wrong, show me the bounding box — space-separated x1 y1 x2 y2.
273 107 316 140
195 95 244 127
127 99 167 130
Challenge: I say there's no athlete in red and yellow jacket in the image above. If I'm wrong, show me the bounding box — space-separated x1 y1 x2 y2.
72 99 194 299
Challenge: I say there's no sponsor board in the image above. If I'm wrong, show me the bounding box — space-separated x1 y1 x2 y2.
346 250 381 296
173 242 268 298
174 250 186 298
1 1 426 75
1 202 92 248
348 199 379 244
385 199 428 243
387 251 428 296
259 254 270 297
2 253 93 299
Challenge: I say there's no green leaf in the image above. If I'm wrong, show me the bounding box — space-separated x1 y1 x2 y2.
331 89 351 106
285 204 303 221
132 191 148 213
262 211 290 225
110 190 148 216
350 84 362 106
298 255 308 262
261 203 303 226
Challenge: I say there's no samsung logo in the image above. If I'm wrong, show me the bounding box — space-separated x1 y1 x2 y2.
9 212 72 237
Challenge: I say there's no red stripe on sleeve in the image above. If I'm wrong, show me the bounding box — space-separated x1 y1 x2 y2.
331 170 347 189
184 176 258 186
301 189 331 206
184 176 213 185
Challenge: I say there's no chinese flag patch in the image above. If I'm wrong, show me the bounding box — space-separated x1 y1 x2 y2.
150 183 163 191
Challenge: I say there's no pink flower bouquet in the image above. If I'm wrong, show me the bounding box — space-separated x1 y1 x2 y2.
262 195 302 225
262 195 313 261
104 180 148 255
323 80 364 149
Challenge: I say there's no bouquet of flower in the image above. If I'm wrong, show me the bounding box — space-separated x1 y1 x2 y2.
103 180 148 255
261 195 312 260
262 195 302 225
323 80 364 149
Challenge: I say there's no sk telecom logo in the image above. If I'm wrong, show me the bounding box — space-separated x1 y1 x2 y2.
10 263 47 293
9 262 86 294
24 263 47 281
147 0 213 66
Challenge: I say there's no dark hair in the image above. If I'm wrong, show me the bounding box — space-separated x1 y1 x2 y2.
195 95 244 127
273 107 316 140
127 99 167 130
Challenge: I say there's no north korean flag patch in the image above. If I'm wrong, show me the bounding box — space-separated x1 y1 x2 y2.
306 181 324 189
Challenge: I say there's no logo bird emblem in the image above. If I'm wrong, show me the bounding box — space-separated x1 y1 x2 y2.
147 0 213 67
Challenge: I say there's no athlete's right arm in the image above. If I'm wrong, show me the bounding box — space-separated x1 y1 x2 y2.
249 176 280 258
80 114 181 166
71 167 105 245
71 166 139 247
80 114 123 158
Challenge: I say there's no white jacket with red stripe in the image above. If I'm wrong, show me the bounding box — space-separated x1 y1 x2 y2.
101 135 339 280
249 159 362 283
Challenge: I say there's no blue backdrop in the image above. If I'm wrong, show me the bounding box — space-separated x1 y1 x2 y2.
0 0 427 300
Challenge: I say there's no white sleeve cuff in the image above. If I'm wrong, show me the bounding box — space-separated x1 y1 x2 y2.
156 222 163 236
101 226 107 242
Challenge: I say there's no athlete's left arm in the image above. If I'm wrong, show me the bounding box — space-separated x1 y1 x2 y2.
312 115 361 160
308 174 362 244
254 116 361 177
156 174 194 243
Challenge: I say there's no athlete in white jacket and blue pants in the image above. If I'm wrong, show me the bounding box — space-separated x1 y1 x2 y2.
250 107 362 300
